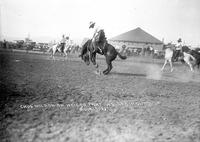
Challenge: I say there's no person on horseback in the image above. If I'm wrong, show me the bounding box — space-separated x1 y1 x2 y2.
174 38 183 61
65 36 70 47
59 35 68 52
89 21 103 54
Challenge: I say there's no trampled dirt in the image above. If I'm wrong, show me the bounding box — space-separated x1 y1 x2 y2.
0 52 200 142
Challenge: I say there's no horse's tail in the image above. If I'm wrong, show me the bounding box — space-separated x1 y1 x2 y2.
47 46 52 53
117 52 127 60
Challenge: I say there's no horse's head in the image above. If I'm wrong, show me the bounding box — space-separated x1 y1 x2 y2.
95 29 107 44
79 39 91 65
163 43 175 50
163 44 170 50
80 39 91 56
182 46 191 53
162 45 167 50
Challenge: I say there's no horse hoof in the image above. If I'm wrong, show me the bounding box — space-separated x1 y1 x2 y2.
103 71 108 75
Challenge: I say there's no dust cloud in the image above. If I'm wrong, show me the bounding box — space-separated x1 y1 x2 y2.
146 64 162 80
175 70 196 83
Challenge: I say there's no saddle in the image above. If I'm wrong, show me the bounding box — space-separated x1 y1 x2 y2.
173 50 183 62
57 43 65 53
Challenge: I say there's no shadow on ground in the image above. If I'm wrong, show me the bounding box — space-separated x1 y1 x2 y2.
109 72 147 77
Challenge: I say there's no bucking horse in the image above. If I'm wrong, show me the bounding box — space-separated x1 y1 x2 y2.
80 30 127 75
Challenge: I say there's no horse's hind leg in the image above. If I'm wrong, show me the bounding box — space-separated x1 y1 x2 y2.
161 59 167 71
107 62 113 74
62 52 67 61
103 59 112 75
90 52 98 68
103 66 109 75
169 59 174 72
189 63 194 72
185 60 194 72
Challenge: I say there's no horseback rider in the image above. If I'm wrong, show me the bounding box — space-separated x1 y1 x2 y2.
89 21 103 54
59 35 69 52
174 38 183 61
65 36 70 47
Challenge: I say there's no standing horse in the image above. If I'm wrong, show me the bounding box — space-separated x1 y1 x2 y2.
47 43 71 60
161 44 196 72
80 30 127 75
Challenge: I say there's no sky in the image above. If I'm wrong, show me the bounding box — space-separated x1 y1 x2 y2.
0 0 200 46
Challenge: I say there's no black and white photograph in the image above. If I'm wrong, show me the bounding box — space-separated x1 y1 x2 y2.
0 0 200 141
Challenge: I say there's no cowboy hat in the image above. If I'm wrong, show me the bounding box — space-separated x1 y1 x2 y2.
89 21 95 29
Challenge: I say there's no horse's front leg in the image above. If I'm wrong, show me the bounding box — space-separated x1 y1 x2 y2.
52 49 56 61
63 49 68 60
90 52 98 68
161 59 167 71
48 48 53 59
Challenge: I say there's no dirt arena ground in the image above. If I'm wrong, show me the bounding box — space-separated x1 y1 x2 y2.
0 51 200 142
